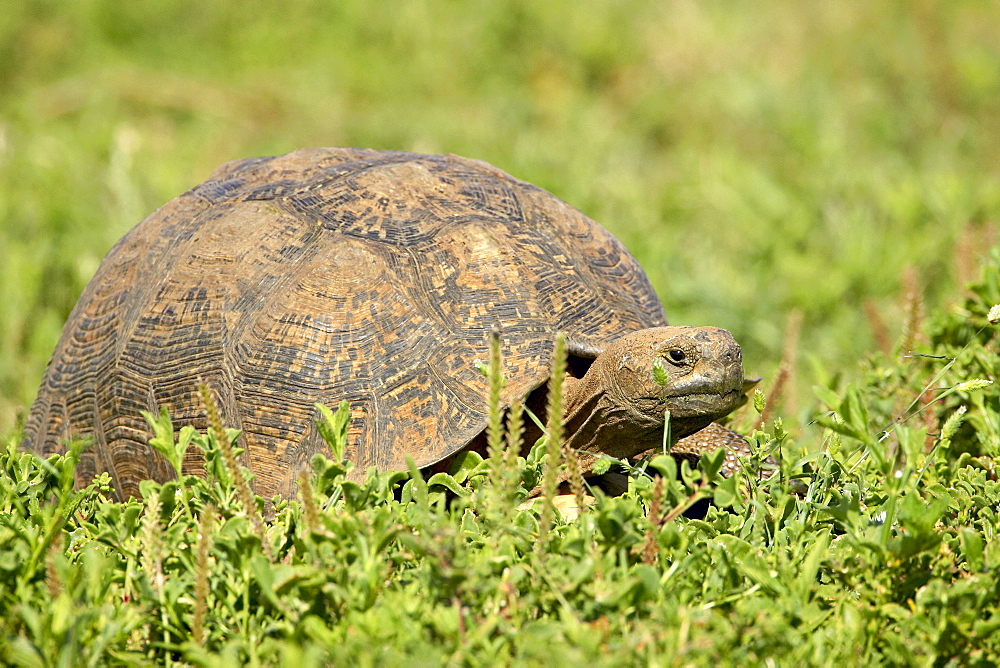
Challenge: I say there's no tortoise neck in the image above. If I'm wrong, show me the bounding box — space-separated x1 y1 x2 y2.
560 363 713 467
561 367 660 461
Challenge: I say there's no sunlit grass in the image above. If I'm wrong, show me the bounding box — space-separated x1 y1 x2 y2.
2 257 998 663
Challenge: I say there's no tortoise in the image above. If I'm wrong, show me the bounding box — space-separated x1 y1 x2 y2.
23 147 753 501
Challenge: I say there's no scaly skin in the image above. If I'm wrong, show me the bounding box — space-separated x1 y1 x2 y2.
668 421 778 479
561 325 746 477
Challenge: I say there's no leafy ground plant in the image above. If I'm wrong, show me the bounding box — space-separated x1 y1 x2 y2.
4 1 1000 432
1 256 999 665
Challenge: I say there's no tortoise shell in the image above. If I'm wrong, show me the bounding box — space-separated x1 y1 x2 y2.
23 148 667 500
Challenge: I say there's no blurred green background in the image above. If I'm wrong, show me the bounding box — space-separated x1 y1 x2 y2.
2 0 999 436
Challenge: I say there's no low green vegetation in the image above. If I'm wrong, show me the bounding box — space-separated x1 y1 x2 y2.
3 1 1000 430
1 260 998 665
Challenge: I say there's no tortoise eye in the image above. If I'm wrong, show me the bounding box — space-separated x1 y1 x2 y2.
666 349 687 364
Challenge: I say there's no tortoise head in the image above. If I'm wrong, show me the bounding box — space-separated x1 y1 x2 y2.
562 326 746 461
601 326 745 423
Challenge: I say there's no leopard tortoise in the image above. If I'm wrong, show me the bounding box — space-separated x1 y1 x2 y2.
23 148 756 500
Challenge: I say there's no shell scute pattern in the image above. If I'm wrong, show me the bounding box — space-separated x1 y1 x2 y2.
25 148 666 500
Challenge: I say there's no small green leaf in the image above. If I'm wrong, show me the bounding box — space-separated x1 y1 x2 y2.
794 533 830 602
839 388 871 444
448 450 486 483
700 446 726 481
713 473 738 507
142 407 186 478
315 401 351 461
648 454 677 480
426 472 470 497
815 413 872 446
813 385 842 410
958 527 985 572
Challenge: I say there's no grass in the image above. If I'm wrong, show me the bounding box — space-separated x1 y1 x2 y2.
2 1 1000 664
2 260 999 664
3 1 1000 432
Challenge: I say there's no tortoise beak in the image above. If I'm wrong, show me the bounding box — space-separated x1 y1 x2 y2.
662 386 746 420
662 355 744 419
